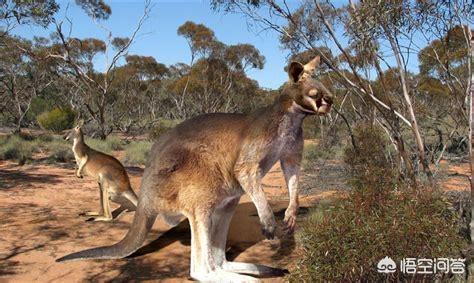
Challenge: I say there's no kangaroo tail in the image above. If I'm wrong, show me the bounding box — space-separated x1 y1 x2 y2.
56 202 156 262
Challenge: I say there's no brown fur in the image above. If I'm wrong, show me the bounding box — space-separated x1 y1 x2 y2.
57 56 333 281
64 125 138 221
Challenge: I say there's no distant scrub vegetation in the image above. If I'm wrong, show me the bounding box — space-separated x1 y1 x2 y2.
86 135 124 154
37 108 76 133
124 141 152 166
0 133 149 166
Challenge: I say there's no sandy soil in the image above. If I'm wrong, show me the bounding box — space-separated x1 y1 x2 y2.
0 158 340 282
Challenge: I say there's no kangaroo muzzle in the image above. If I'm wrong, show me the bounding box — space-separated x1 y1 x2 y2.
316 95 332 115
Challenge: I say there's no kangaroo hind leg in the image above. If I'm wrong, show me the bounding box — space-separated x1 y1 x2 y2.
213 197 288 277
111 192 139 220
79 181 105 218
188 208 257 282
88 176 113 222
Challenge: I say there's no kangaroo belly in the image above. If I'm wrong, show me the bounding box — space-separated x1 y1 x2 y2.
82 163 99 178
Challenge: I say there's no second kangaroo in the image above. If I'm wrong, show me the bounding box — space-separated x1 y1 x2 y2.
64 122 138 221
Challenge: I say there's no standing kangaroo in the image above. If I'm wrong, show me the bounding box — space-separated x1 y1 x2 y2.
58 56 333 281
64 123 138 221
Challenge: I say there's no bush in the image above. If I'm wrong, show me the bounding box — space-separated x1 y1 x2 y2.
149 119 181 140
302 143 329 169
106 135 124 151
344 124 397 208
37 133 54 143
124 141 152 165
85 135 124 154
291 188 466 282
85 138 111 154
302 140 343 170
0 135 8 147
290 124 467 282
37 107 76 133
0 135 35 164
302 116 320 139
43 139 75 163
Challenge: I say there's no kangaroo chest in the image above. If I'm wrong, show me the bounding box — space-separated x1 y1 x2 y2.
258 120 301 177
72 140 87 165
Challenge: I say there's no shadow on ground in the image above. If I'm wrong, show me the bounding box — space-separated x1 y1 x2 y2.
0 168 61 190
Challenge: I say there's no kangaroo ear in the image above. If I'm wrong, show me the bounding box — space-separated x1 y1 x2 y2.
304 56 320 72
288 61 304 83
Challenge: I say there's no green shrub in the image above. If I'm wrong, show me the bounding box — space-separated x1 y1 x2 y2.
85 135 124 153
37 133 55 143
290 124 467 282
43 139 74 163
124 141 152 165
0 135 8 147
302 141 342 169
291 188 466 282
37 107 76 133
0 135 34 164
302 116 320 139
149 119 181 140
26 96 55 124
0 134 75 164
106 135 124 151
85 138 112 154
344 124 396 208
302 143 326 169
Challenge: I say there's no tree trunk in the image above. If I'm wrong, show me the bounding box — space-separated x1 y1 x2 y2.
468 29 474 281
386 31 432 180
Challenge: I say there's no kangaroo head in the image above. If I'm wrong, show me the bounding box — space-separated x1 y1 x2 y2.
64 120 84 142
285 56 333 115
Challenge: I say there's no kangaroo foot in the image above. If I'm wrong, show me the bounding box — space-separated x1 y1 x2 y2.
86 216 113 222
191 269 258 282
79 211 101 217
223 261 289 277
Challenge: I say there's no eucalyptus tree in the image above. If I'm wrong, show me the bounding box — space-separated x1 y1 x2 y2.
0 35 54 133
212 0 473 181
34 0 152 139
172 21 266 119
110 55 169 133
0 0 111 37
